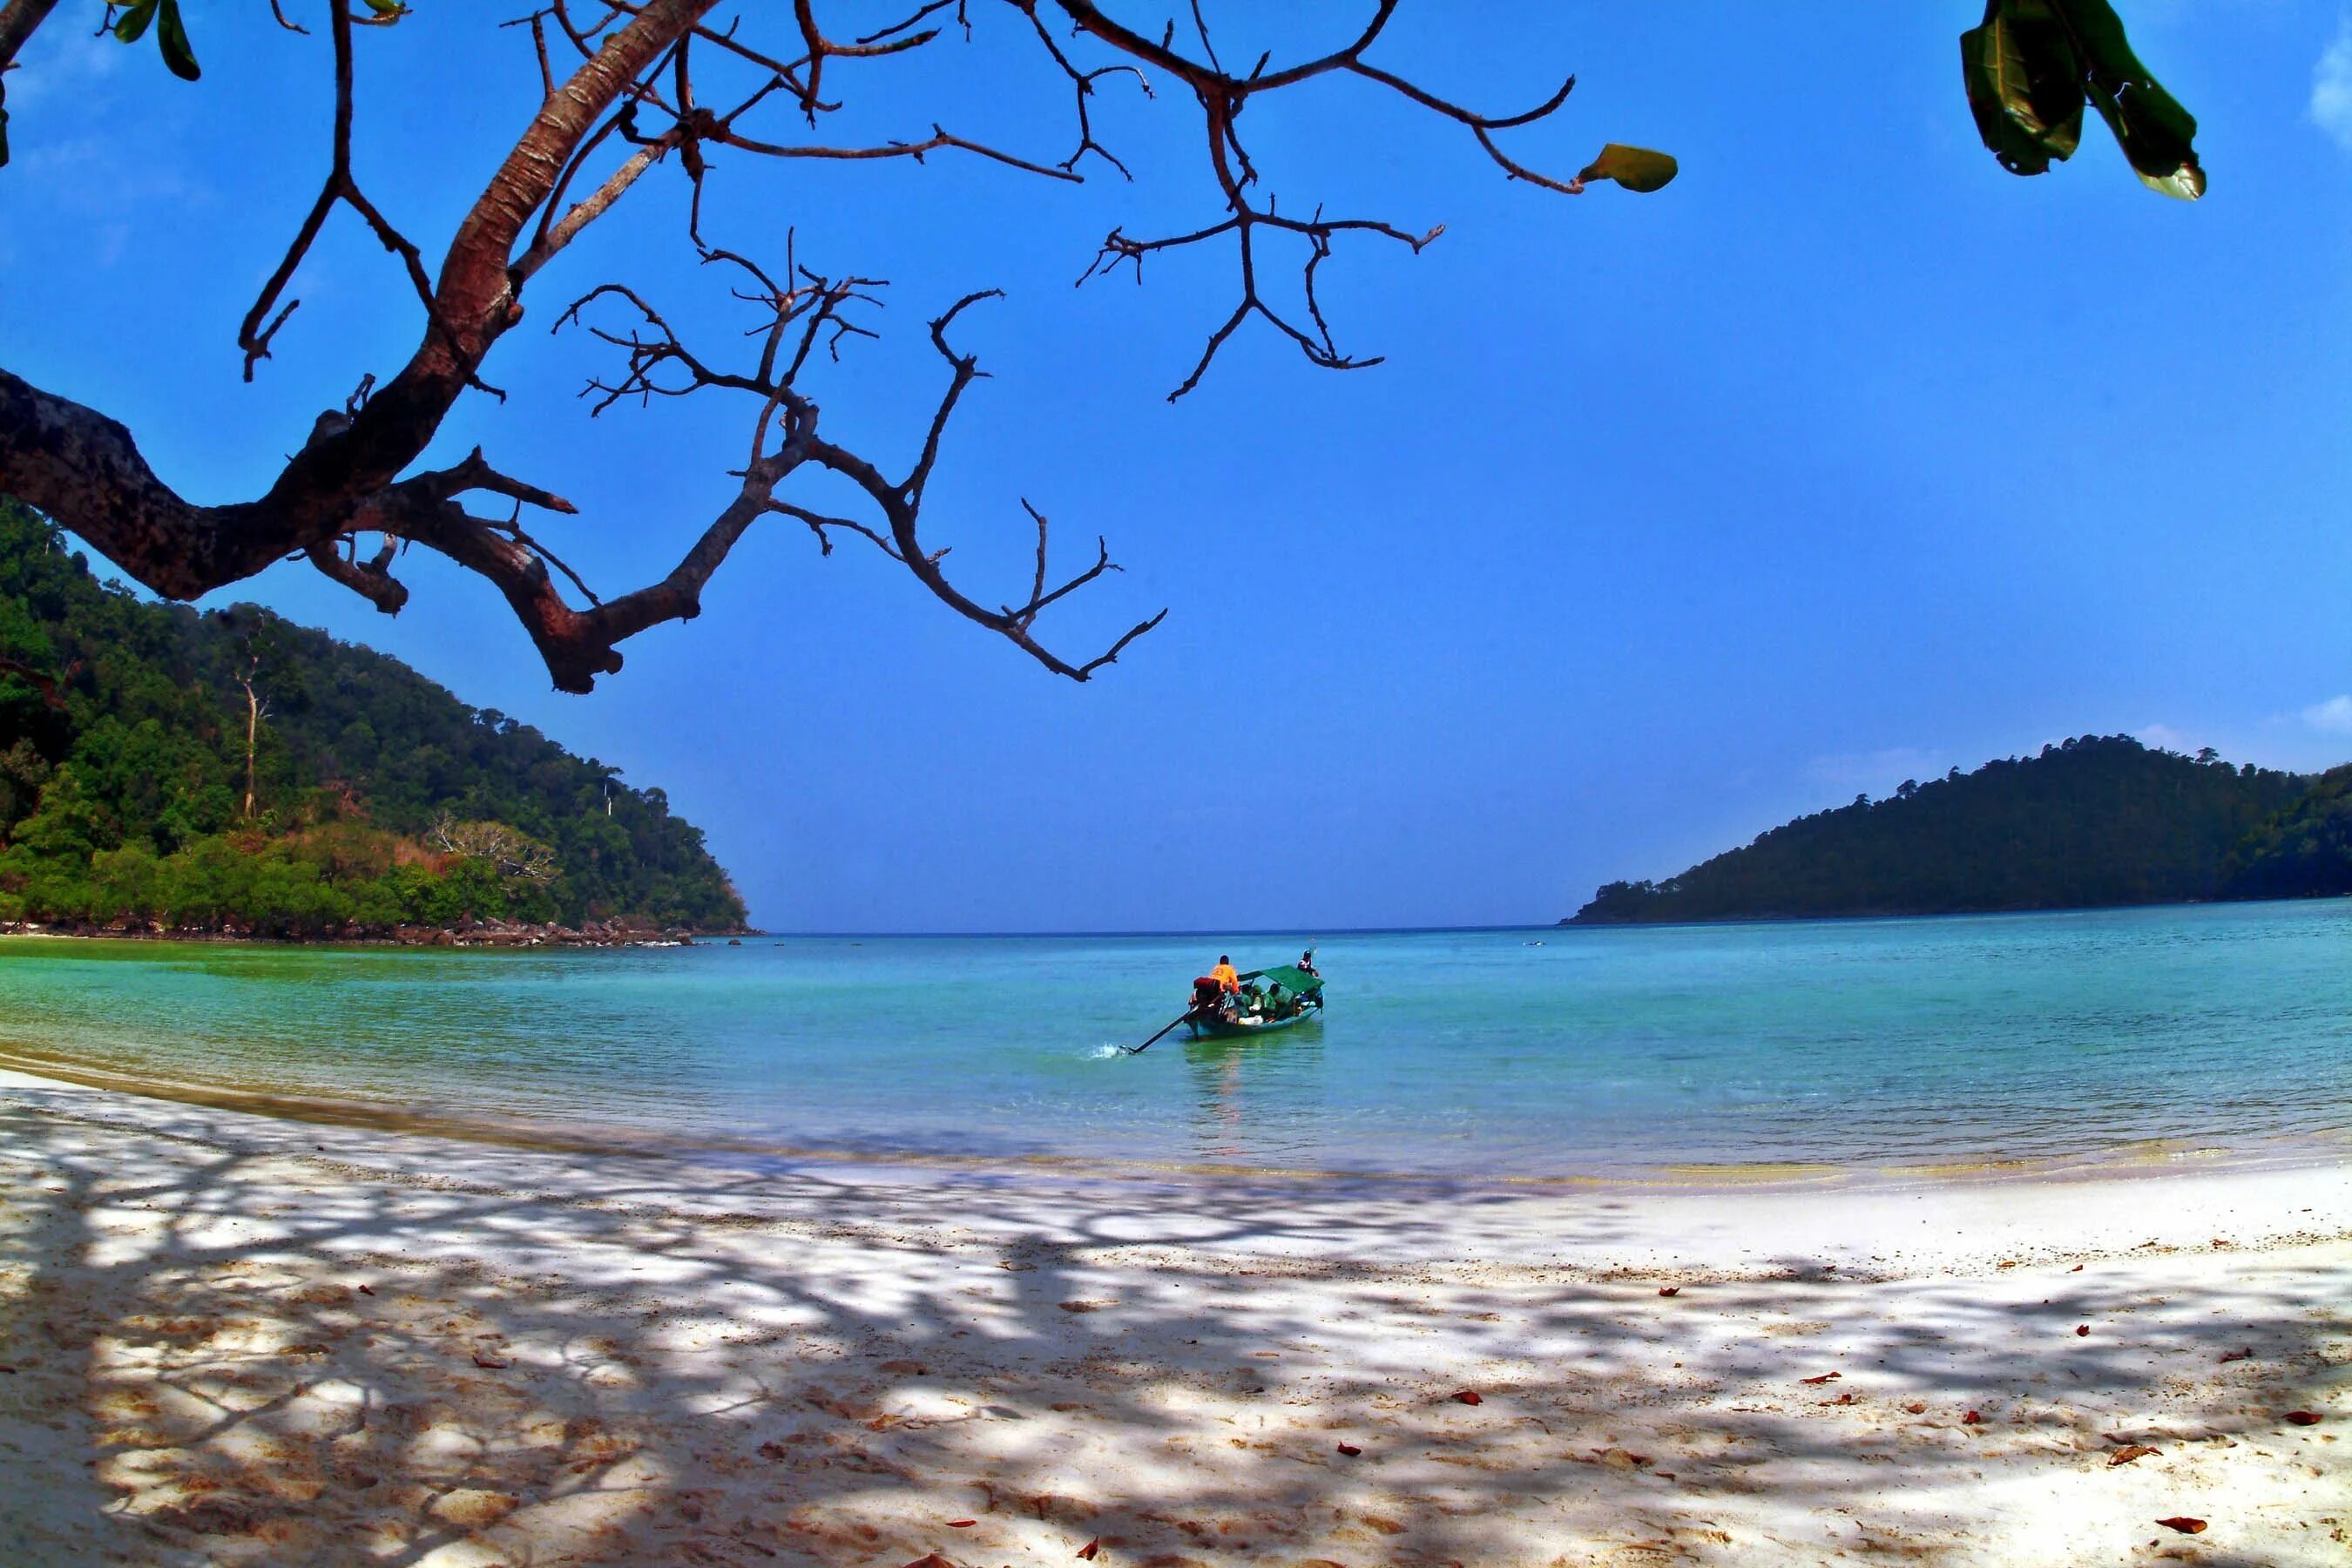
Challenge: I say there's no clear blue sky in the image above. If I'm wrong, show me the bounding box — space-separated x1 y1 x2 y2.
4 3 2351 930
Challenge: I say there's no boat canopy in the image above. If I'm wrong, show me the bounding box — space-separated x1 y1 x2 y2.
1245 964 1323 994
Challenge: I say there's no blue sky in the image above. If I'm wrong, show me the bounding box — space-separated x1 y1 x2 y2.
5 3 2352 930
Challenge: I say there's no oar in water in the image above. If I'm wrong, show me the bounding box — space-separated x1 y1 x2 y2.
1126 1007 1200 1056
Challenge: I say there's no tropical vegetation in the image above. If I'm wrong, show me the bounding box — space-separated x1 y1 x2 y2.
0 501 745 937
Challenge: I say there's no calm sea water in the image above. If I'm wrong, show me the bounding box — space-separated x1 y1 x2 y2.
2 902 2348 1179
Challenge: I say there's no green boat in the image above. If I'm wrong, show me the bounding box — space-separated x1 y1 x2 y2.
1185 962 1326 1039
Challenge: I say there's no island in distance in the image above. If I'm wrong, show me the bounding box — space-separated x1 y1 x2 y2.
1566 734 2352 926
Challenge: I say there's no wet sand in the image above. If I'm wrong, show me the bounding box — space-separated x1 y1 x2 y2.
1 1068 2346 1565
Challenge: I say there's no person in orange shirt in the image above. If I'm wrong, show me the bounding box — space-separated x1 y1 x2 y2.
1209 955 1240 993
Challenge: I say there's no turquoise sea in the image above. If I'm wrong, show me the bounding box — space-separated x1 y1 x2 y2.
2 901 2348 1180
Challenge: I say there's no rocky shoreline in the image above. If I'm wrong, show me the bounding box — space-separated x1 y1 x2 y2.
0 917 756 949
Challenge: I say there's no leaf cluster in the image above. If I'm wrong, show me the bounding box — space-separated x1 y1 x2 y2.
1960 0 2204 198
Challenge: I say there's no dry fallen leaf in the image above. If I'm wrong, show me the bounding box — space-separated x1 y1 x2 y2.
1801 1372 1842 1385
1076 1542 1101 1561
1904 1402 1927 1415
944 1519 976 1528
2285 1411 2322 1426
1058 1300 1104 1314
1962 1409 1984 1425
1335 1443 1362 1456
1657 1287 1680 1297
2108 1444 2160 1466
1822 1392 1855 1406
2154 1517 2207 1535
2075 1324 2091 1337
471 1354 510 1370
2070 1263 2085 1273
2219 1348 2253 1364
1451 1389 1484 1406
903 1556 959 1568
357 1284 375 1295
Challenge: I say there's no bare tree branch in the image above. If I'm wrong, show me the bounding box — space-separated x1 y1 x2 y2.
0 1 1627 691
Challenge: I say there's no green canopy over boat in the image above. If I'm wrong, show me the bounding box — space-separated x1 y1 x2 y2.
1242 964 1323 994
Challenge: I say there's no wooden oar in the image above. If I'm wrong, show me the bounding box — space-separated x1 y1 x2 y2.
1126 1007 1200 1056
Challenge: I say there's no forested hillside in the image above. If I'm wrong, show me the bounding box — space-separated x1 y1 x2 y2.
0 502 746 936
1568 736 2332 925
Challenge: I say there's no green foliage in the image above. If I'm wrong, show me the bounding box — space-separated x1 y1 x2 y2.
2222 765 2352 901
1960 0 2204 198
1568 736 2319 925
0 500 746 935
113 0 201 82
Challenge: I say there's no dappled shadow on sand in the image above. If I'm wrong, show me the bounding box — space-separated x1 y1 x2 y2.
0 1087 2346 1567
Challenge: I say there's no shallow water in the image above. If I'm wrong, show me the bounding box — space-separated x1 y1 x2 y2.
3 902 2349 1179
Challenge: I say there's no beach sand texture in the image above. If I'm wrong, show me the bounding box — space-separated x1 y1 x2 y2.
1 1071 2345 1566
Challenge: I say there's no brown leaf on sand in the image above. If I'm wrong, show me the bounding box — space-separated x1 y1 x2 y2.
2075 1324 2091 1337
1821 1392 1855 1406
1451 1389 1484 1405
2219 1348 2253 1364
946 1519 977 1528
471 1353 510 1369
2070 1263 2085 1273
1962 1409 1984 1425
2155 1517 2207 1535
1658 1287 1680 1297
2285 1411 2323 1426
904 1556 960 1568
1058 1301 1105 1314
1076 1543 1101 1561
1336 1443 1362 1456
2108 1444 2160 1466
357 1284 375 1295
1904 1402 1927 1415
1801 1372 1842 1385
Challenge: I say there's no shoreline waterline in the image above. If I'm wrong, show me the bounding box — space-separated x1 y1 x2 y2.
5 1051 2344 1198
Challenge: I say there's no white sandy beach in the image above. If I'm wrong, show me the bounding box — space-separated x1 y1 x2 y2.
0 1066 2345 1566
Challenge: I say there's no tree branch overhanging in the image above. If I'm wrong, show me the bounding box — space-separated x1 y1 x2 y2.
0 1 1643 692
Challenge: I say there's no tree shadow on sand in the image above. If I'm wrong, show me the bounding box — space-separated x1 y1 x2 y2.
1 1086 2345 1567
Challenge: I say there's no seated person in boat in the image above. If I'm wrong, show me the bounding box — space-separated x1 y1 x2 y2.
1210 955 1240 993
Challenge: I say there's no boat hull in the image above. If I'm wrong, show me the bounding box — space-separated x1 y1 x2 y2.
1186 1005 1321 1040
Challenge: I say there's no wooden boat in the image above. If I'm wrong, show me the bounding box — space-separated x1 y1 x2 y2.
1186 962 1325 1039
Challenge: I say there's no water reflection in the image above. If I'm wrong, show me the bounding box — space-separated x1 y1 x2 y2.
1182 1027 1329 1166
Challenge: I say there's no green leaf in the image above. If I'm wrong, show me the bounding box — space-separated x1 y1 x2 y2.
112 0 162 44
2058 0 2202 197
155 0 200 82
1576 144 1678 193
1958 5 2083 176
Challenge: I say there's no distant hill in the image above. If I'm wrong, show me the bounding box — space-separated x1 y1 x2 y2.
1565 735 2336 926
0 501 746 936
